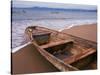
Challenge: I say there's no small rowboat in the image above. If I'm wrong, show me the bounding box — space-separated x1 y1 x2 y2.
25 26 97 71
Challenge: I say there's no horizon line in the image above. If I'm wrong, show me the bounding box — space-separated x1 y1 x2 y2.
12 6 97 11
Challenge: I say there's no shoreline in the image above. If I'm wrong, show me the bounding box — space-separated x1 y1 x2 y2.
62 23 97 42
12 23 97 49
58 23 97 32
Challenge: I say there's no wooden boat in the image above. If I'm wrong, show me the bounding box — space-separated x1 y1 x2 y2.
25 26 97 71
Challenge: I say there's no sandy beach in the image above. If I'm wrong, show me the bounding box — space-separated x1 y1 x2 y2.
62 23 97 42
12 23 97 74
11 1 97 74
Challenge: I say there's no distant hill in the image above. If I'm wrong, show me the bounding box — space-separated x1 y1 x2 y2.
12 6 97 12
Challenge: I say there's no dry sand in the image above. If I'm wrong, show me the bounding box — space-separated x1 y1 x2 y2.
62 24 97 42
12 44 59 74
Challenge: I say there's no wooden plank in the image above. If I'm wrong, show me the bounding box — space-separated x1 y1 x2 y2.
63 48 96 64
40 39 73 49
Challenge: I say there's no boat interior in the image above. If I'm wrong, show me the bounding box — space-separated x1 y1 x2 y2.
26 26 97 70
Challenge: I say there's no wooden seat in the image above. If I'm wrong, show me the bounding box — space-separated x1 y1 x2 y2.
63 48 96 64
40 39 73 49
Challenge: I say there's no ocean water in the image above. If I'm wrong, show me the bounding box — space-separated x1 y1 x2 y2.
12 8 97 49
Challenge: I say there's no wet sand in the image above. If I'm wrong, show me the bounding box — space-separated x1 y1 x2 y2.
62 24 97 42
12 44 59 74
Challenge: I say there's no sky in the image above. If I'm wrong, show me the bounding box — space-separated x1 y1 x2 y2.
12 0 97 10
